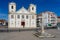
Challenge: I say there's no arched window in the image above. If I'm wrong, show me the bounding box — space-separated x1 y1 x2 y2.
17 15 20 19
26 15 28 19
11 15 14 18
22 15 24 18
32 15 34 19
11 6 13 9
32 7 34 10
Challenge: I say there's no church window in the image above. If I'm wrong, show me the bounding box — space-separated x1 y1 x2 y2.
22 15 24 18
32 15 34 19
11 6 13 9
11 15 14 18
26 15 28 19
32 7 34 10
17 15 20 19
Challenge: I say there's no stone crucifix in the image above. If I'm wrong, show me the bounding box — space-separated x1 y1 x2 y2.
41 13 45 34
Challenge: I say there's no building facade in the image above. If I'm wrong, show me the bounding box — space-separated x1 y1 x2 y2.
37 11 57 27
57 17 60 29
8 2 37 28
57 17 60 23
0 19 6 26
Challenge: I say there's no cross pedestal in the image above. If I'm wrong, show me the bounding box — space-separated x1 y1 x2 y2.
34 25 55 38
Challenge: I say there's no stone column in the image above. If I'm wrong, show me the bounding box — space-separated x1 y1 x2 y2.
41 13 45 33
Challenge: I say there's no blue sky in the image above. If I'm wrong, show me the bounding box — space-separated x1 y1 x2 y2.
0 0 60 20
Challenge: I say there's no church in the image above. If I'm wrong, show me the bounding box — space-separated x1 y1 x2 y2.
8 2 37 28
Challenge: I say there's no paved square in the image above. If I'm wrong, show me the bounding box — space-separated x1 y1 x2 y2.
0 29 60 40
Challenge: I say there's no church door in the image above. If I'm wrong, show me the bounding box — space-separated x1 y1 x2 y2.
21 21 25 28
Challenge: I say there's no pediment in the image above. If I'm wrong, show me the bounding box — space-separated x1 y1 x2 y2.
16 7 29 13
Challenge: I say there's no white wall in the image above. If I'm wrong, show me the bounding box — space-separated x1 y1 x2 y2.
8 14 36 28
8 14 15 28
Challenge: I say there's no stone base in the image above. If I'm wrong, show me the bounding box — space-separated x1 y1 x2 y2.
33 32 55 38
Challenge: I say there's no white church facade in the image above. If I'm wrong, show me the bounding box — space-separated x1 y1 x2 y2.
8 2 37 28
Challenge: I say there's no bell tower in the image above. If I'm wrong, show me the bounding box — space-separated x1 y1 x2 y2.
9 2 16 13
28 4 36 13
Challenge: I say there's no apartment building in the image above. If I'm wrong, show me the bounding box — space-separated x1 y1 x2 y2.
37 11 57 27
